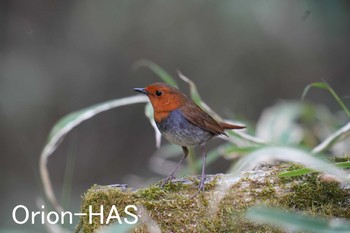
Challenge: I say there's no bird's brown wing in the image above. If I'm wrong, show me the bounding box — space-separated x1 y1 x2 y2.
180 102 226 136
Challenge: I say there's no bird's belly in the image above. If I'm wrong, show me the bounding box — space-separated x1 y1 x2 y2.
156 110 213 146
162 127 212 146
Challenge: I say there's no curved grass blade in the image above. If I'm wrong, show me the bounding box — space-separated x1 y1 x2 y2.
133 60 178 87
177 70 222 121
246 206 350 233
312 121 350 154
40 95 149 212
302 82 350 118
177 71 259 147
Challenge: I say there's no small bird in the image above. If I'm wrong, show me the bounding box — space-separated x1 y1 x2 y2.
134 83 245 194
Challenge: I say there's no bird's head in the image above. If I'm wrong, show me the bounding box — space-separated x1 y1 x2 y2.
133 83 187 114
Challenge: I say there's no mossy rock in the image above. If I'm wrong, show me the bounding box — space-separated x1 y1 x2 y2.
76 164 350 233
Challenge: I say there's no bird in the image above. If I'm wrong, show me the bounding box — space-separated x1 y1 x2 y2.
133 82 245 194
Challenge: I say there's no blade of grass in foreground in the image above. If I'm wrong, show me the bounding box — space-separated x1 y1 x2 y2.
40 95 149 212
279 161 350 177
229 146 348 182
302 82 350 118
246 206 350 233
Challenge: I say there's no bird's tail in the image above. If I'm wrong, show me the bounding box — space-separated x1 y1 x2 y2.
219 122 246 130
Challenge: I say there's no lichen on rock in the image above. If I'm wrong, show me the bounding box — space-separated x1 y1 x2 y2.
76 163 350 233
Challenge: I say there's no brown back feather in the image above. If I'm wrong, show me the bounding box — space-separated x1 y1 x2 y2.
180 102 224 136
181 101 246 136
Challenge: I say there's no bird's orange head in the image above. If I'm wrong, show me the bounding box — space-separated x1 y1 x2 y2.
134 83 187 122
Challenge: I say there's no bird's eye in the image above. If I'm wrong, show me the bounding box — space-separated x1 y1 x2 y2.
155 90 163 96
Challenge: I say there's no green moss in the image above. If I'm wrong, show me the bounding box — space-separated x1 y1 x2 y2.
334 156 350 163
134 185 166 200
77 165 350 233
279 173 350 218
79 185 136 233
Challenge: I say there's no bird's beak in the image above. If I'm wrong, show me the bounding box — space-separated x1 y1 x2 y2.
133 87 148 95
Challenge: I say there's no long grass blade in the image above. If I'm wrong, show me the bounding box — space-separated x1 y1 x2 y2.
302 82 350 118
177 71 257 147
40 95 149 212
177 70 222 121
61 133 77 211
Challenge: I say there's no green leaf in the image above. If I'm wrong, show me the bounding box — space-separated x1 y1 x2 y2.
246 207 350 233
133 60 178 87
302 82 350 118
279 161 350 177
278 167 313 177
302 82 328 100
176 70 201 104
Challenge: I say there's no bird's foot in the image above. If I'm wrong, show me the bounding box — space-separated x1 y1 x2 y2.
192 176 206 197
160 175 175 188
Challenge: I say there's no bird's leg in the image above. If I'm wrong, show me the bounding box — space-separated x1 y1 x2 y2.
161 146 189 187
194 144 207 196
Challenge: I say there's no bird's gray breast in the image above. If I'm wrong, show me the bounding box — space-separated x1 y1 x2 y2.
156 109 213 146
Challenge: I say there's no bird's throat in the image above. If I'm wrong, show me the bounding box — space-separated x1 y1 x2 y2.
154 111 171 123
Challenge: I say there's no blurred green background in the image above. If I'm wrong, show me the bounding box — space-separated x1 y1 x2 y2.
1 0 350 231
